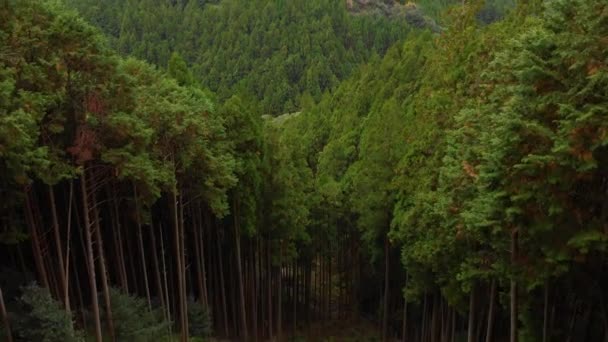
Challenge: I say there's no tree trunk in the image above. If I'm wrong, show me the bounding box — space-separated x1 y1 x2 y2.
320 253 324 321
110 188 129 292
79 172 102 342
92 190 115 342
125 220 138 294
468 284 475 342
402 272 408 342
71 239 87 330
229 254 238 335
24 189 49 289
49 185 69 311
150 222 166 319
253 238 260 341
382 237 390 342
199 212 209 309
193 208 206 309
268 241 274 340
0 287 13 342
278 242 283 342
432 295 439 342
421 293 427 342
178 193 189 338
451 306 456 342
543 282 549 342
63 181 74 313
172 190 188 342
511 230 519 342
194 216 205 302
216 226 229 336
485 279 497 342
233 198 248 339
328 249 332 321
159 225 172 333
293 261 297 337
133 185 152 310
443 302 450 342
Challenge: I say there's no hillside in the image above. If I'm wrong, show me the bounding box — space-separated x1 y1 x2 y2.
65 0 412 115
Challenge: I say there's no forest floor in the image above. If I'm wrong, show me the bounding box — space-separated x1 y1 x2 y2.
292 317 382 341
83 317 383 341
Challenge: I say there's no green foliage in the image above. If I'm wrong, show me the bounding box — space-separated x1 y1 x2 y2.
3 0 608 340
105 288 170 342
261 113 314 257
10 284 83 342
168 52 194 86
187 299 213 338
65 0 412 114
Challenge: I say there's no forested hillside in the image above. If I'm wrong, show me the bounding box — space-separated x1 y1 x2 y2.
1 0 607 342
65 0 414 115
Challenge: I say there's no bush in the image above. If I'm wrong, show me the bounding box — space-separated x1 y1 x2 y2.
105 287 170 341
11 283 83 342
187 298 212 339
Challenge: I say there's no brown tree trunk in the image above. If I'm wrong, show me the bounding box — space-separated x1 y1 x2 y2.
193 219 204 300
48 185 69 311
468 285 475 342
110 188 129 292
402 272 408 342
92 190 115 342
543 282 549 342
451 306 456 342
24 189 49 289
172 189 188 342
71 240 87 330
63 181 74 313
0 287 13 342
278 242 283 342
320 253 325 321
293 261 297 337
80 172 103 342
229 254 238 335
178 193 189 338
199 213 209 309
216 226 229 336
268 241 274 340
511 230 519 342
150 222 166 319
253 238 260 341
421 293 427 342
159 225 172 332
233 198 248 339
133 185 152 310
382 237 390 342
328 249 332 321
486 279 497 342
193 209 206 308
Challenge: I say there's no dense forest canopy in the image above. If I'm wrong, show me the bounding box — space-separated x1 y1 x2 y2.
65 0 415 115
1 0 607 342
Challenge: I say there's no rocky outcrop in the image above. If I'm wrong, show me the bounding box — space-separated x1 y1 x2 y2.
346 0 441 32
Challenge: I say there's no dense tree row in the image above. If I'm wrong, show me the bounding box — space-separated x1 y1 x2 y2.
263 0 608 341
0 1 304 341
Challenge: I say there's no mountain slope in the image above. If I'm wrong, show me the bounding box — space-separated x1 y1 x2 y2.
65 0 413 115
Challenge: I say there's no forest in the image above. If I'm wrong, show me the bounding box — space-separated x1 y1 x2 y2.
0 0 607 341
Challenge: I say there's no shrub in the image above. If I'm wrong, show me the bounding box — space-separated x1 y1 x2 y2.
11 284 83 342
187 298 212 339
105 287 170 341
